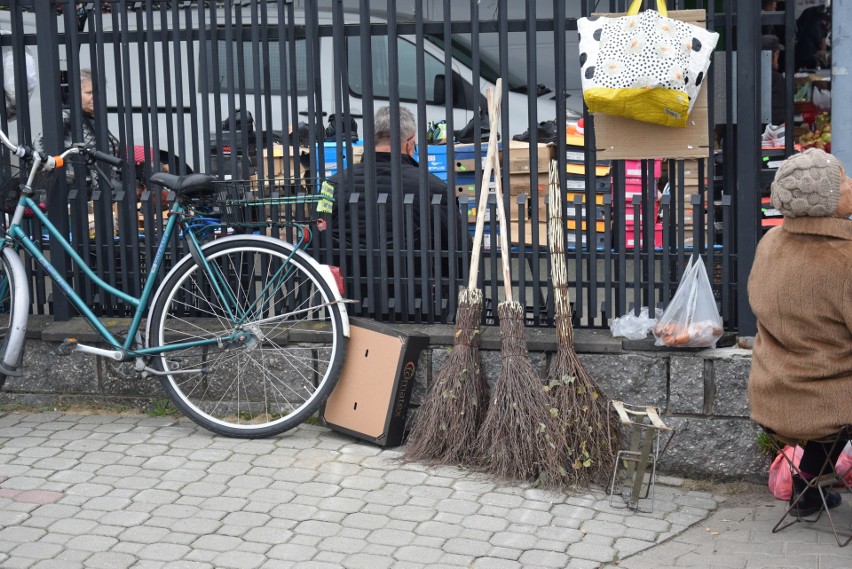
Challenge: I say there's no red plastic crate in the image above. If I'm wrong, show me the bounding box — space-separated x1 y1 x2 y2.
625 223 663 249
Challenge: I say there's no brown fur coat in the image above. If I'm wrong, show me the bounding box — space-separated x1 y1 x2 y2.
748 217 852 440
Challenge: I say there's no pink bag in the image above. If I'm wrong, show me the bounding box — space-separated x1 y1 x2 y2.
768 444 852 500
768 445 802 500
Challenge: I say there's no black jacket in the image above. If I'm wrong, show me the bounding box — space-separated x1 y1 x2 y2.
328 152 468 254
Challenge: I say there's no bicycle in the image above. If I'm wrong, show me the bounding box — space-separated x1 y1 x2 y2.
0 127 350 438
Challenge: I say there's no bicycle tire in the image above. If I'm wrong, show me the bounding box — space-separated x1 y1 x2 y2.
147 237 347 438
0 254 15 390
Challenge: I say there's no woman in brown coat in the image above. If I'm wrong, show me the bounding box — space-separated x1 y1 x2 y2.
748 148 852 516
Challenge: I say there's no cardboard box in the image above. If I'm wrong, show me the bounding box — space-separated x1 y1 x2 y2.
452 143 491 173
565 231 607 249
531 195 547 221
455 178 496 200
565 203 606 219
565 162 611 176
507 141 550 174
567 219 606 232
457 142 548 175
565 191 605 205
510 220 548 247
562 174 610 193
659 206 696 225
481 221 549 248
458 188 525 222
261 144 309 178
247 174 300 193
508 172 550 195
548 144 612 175
592 11 712 160
455 173 541 197
662 159 707 186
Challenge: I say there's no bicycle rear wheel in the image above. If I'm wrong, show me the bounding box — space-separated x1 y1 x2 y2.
147 237 347 438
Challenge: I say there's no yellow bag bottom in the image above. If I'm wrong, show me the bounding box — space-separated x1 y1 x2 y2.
584 87 689 128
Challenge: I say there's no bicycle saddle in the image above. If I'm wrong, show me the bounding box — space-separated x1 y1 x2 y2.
149 172 217 200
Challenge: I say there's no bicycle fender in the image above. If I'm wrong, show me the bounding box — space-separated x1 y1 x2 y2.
232 235 351 339
0 247 30 375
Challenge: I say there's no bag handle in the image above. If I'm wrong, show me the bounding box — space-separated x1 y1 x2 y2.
627 0 668 17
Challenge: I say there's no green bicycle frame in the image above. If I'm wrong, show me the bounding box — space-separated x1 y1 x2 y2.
0 195 304 359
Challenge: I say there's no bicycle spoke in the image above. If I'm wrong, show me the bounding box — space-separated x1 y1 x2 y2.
149 239 346 438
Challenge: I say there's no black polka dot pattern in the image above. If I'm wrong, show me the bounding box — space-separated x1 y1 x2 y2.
577 8 719 115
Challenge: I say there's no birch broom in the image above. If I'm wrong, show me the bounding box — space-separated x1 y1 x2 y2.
546 164 618 487
470 88 562 486
402 83 504 466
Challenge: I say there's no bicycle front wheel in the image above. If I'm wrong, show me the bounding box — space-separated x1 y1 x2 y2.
148 237 347 438
0 253 16 390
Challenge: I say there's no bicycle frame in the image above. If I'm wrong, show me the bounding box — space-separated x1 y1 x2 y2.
0 192 325 364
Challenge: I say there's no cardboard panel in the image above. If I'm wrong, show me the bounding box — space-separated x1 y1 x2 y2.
322 318 429 448
591 10 713 160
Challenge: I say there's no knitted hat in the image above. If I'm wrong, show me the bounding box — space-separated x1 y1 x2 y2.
770 148 842 217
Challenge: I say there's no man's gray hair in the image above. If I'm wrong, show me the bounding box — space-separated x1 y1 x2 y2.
374 106 416 145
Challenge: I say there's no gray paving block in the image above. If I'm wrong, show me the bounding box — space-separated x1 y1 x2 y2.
518 548 572 568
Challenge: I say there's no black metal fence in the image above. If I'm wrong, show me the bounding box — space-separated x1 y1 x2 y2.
0 0 789 333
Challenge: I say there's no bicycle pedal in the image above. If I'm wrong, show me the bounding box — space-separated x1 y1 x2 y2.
57 338 78 356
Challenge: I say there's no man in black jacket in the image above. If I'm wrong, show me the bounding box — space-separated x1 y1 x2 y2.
328 106 468 310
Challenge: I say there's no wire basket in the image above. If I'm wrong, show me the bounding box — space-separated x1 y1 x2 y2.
0 162 59 213
213 178 326 229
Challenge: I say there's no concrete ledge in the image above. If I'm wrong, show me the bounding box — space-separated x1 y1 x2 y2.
1 317 763 481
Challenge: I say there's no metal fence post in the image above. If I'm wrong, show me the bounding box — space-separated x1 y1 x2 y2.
735 0 762 337
833 0 851 169
35 0 73 320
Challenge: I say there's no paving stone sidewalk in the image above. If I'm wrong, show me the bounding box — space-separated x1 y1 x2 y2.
602 490 852 569
0 411 842 568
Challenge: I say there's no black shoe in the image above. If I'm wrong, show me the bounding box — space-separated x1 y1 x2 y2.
790 475 842 517
455 109 494 144
324 114 359 143
512 120 558 143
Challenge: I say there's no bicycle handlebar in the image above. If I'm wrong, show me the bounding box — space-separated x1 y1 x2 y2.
0 125 124 178
91 149 123 168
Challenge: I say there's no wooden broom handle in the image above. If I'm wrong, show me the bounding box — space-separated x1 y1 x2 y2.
467 79 503 290
487 88 513 303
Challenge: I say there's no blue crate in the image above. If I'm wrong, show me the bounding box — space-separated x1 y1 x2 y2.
320 141 361 179
324 142 448 180
415 144 449 173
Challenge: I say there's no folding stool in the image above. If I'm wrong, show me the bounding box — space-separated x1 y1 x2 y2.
762 424 852 547
609 401 675 511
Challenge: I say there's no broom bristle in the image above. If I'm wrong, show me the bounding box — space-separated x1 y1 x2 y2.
547 286 619 488
403 288 489 466
471 301 562 486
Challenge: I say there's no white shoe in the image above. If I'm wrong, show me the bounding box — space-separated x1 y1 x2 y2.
762 124 785 147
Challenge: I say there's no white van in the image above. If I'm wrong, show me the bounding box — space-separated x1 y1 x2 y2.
3 5 580 173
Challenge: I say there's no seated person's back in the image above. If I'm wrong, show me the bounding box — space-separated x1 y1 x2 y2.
327 106 469 302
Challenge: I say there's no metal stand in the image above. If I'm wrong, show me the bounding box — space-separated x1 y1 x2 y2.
609 401 675 512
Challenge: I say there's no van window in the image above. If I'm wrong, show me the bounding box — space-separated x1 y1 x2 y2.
206 40 308 95
347 36 448 104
